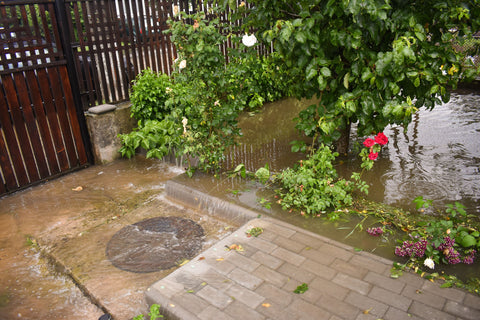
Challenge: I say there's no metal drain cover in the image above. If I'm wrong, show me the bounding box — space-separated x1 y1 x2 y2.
106 216 204 273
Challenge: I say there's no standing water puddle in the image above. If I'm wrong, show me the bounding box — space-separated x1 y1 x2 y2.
176 89 480 280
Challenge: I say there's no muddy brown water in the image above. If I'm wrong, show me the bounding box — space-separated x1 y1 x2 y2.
0 157 237 320
180 90 480 280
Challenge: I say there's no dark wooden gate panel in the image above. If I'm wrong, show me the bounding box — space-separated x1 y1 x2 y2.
0 0 88 195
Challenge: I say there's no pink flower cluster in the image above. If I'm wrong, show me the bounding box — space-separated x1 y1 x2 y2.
366 227 384 236
363 132 388 160
394 239 427 258
395 235 477 265
437 236 462 264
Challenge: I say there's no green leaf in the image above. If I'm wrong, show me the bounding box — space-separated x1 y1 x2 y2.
459 234 476 248
295 31 307 44
294 283 309 294
317 75 327 90
320 67 331 78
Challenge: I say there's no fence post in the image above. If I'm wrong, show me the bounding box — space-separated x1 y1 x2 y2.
54 0 94 164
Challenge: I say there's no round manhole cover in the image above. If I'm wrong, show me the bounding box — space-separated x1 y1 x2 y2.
106 216 204 273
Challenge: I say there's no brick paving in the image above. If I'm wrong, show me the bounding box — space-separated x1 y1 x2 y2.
146 216 480 320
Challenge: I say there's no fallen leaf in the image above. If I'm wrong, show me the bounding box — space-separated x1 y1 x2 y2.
363 308 372 314
72 186 83 191
177 259 189 266
201 282 207 286
262 303 271 308
198 257 205 261
216 258 224 261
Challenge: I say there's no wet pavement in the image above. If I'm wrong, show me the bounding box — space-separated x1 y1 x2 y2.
147 179 480 320
0 157 237 320
1 156 480 320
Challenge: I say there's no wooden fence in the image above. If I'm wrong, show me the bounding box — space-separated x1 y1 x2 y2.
63 0 263 110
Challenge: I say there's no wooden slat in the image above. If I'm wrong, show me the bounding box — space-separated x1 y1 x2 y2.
25 69 60 175
2 74 40 182
0 106 20 190
36 68 70 171
13 72 50 178
59 66 88 165
48 66 78 168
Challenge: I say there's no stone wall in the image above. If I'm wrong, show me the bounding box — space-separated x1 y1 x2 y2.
85 102 136 164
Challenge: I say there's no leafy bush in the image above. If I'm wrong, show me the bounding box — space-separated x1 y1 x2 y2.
274 145 368 217
130 69 173 125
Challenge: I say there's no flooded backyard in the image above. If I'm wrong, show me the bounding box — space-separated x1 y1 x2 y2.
0 87 479 319
178 88 480 280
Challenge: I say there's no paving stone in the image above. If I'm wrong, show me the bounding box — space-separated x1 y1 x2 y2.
226 284 265 309
317 243 353 261
228 267 263 290
206 258 236 275
309 277 350 300
401 284 446 309
345 291 389 318
197 285 234 309
253 265 290 287
444 300 480 320
349 254 389 274
316 294 360 319
300 247 336 266
463 293 480 310
290 231 325 248
246 237 278 253
256 301 298 320
286 299 331 320
368 287 412 311
200 268 233 291
277 262 317 283
228 251 261 272
149 278 185 299
225 300 266 320
409 300 456 320
363 271 405 294
300 258 337 280
198 305 234 320
330 258 369 279
251 250 283 270
263 222 296 238
390 271 425 289
355 313 379 320
332 273 371 295
171 292 209 316
271 247 306 266
384 307 422 320
421 280 466 303
255 283 293 307
273 235 306 253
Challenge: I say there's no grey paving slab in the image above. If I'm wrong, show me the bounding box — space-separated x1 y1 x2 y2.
146 184 480 320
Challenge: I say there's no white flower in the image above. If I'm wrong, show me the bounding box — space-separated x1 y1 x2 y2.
242 34 257 47
182 117 188 134
424 258 435 269
166 87 173 94
173 5 179 16
178 59 187 70
214 100 220 106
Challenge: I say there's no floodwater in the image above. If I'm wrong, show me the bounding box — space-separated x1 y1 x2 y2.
177 88 480 279
0 157 237 320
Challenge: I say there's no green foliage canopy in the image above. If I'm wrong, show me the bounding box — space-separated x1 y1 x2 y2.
233 0 480 145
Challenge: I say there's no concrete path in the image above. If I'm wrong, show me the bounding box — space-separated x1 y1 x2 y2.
147 182 480 320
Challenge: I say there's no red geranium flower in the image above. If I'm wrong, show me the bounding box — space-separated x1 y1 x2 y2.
368 152 378 160
363 138 375 148
374 132 388 145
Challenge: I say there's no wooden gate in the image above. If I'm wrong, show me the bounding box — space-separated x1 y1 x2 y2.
0 0 90 195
